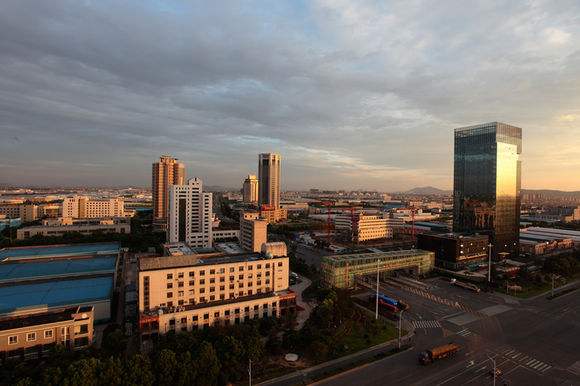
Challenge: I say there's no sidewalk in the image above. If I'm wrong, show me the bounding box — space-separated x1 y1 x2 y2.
257 333 414 386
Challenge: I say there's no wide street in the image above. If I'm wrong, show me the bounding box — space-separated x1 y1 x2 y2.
315 277 580 386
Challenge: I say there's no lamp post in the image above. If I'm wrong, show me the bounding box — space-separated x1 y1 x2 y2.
398 310 405 349
487 354 497 386
375 259 380 320
248 359 252 386
487 243 493 284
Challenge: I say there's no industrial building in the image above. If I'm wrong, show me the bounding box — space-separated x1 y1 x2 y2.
0 243 119 322
416 232 490 270
321 249 435 289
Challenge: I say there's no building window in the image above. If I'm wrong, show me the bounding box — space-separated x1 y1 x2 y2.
79 324 89 334
44 330 53 339
178 272 184 279
210 269 215 275
214 311 220 318
167 283 173 289
167 273 173 280
229 267 235 273
200 270 205 276
204 313 209 320
189 271 195 277
278 262 283 267
27 332 36 342
189 280 195 286
210 287 215 293
167 292 173 298
8 336 18 345
210 278 215 284
200 279 205 285
178 282 184 288
192 315 198 322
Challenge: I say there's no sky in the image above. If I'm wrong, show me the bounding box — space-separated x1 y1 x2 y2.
1 0 579 191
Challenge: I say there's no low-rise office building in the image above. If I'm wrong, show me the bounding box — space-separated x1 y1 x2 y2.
16 217 130 240
416 232 490 270
259 206 288 223
321 249 435 288
138 252 295 336
0 306 94 361
335 213 393 243
212 229 240 242
0 204 39 223
62 196 125 219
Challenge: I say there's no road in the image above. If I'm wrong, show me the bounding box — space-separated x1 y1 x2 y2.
290 274 315 329
316 277 580 385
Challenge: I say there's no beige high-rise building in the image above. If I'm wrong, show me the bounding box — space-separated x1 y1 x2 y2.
152 155 186 225
242 174 259 204
258 153 281 209
239 212 268 252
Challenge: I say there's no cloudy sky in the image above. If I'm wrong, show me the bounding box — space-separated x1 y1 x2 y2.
1 0 579 191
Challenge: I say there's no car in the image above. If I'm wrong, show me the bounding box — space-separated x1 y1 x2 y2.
488 368 503 378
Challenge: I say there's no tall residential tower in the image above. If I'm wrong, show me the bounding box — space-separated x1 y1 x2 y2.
152 155 185 227
167 178 213 248
258 153 281 209
453 122 522 259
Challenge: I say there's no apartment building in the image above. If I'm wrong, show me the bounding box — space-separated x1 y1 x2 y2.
0 306 94 360
239 212 268 252
167 178 213 248
335 213 393 243
17 217 130 240
138 252 294 336
152 155 186 226
259 206 288 224
62 196 125 218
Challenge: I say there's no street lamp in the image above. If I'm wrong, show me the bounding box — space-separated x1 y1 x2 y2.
375 259 380 320
487 243 493 284
487 354 497 386
398 310 405 349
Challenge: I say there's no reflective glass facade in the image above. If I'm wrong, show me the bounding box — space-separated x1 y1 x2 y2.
453 122 522 259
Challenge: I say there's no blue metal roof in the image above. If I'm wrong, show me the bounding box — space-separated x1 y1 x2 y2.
0 276 113 314
0 256 116 283
0 242 119 262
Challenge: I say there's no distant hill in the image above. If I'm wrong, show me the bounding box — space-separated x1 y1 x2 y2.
522 189 580 200
405 186 452 195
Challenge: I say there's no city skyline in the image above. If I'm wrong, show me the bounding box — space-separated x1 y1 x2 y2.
1 1 580 191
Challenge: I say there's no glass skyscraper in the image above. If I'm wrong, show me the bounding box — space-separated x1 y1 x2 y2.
453 122 522 259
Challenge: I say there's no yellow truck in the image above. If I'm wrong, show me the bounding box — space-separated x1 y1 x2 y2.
418 343 461 365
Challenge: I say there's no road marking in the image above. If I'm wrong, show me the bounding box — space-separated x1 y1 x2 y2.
511 353 522 359
526 359 536 366
541 365 552 373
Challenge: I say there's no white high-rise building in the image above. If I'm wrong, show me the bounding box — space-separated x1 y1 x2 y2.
167 178 213 248
242 174 259 204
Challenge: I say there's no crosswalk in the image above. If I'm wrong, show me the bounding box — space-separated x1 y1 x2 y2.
497 346 552 374
390 283 485 317
411 320 442 329
456 328 473 337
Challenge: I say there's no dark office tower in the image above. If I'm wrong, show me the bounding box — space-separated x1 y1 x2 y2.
453 122 522 259
258 153 281 209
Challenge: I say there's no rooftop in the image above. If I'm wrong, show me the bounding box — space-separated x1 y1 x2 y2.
0 306 91 331
323 249 434 263
0 276 113 315
0 256 116 284
139 252 283 271
0 242 120 262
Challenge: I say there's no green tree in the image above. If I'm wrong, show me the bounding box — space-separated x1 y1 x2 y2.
195 342 220 386
175 351 197 386
124 354 154 386
156 349 178 386
99 357 123 386
62 358 100 386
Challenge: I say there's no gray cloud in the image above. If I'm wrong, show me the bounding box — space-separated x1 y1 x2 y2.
0 0 579 190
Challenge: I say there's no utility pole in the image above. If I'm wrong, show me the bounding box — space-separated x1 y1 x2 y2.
375 259 380 320
248 359 252 386
398 310 405 349
487 243 493 284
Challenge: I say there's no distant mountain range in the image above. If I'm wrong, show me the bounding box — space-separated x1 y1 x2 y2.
522 189 580 200
405 186 452 195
